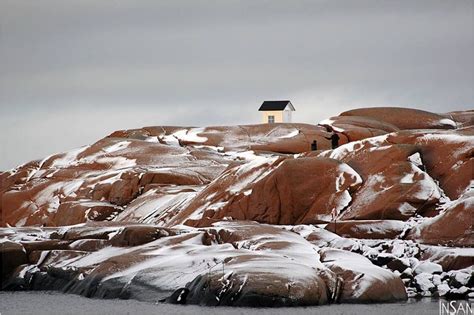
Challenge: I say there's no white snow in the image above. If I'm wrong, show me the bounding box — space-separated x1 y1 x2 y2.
144 136 159 143
48 146 90 169
173 128 208 143
400 173 415 184
397 202 418 217
117 189 199 224
95 156 137 170
414 273 435 292
320 134 389 160
225 152 280 195
279 129 300 138
192 145 224 152
60 180 84 197
159 134 181 146
318 119 345 132
437 283 450 296
439 118 457 128
103 141 131 154
413 261 443 275
452 271 471 286
243 189 252 196
158 128 209 146
336 163 363 190
407 152 423 168
67 246 130 268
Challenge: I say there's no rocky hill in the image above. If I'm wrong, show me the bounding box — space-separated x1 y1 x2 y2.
1 107 473 306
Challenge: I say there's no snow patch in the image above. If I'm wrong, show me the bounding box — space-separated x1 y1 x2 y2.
103 141 131 153
95 156 137 170
439 118 457 128
279 129 300 138
407 152 423 168
173 128 208 143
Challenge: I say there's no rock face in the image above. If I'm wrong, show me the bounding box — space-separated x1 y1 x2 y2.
407 191 474 247
340 107 457 130
176 156 362 226
320 248 407 302
318 141 442 220
1 107 473 305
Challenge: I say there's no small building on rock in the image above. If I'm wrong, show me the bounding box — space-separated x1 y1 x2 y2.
258 100 295 124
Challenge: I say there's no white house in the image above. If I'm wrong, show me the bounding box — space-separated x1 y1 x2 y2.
258 100 295 123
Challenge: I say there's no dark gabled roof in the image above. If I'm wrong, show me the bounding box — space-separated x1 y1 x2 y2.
258 100 295 111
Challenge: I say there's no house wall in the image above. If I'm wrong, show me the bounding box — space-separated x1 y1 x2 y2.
262 111 284 123
283 109 292 123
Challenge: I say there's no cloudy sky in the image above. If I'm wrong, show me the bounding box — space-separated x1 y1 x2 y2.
1 0 473 170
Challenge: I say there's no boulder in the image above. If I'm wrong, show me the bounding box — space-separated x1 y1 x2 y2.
20 240 70 253
319 115 399 142
325 220 406 239
386 129 473 200
69 239 110 252
420 245 474 271
413 261 443 275
407 192 474 247
447 110 474 127
413 273 435 294
109 225 172 247
319 248 407 302
1 240 28 284
387 258 411 273
320 142 441 220
182 267 329 307
340 107 457 130
53 200 122 226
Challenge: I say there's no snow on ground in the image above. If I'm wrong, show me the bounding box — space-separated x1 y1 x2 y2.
320 134 390 160
37 143 137 173
407 152 423 168
330 163 363 219
115 188 200 225
336 163 363 190
225 151 280 194
102 141 131 154
278 129 300 138
60 179 85 197
94 157 137 170
403 163 442 201
175 128 208 143
318 119 345 133
439 118 457 128
158 128 208 145
159 133 181 146
48 146 90 169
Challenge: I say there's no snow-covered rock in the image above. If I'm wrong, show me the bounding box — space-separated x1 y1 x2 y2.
414 273 435 293
1 107 473 307
413 261 443 275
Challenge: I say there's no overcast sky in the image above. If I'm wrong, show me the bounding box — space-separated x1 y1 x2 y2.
0 0 473 170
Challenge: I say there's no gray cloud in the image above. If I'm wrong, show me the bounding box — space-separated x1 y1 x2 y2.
1 0 473 169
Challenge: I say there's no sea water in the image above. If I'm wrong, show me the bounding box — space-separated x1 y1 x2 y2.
0 291 446 315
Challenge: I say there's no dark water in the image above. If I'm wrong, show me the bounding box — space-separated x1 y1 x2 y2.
0 291 442 315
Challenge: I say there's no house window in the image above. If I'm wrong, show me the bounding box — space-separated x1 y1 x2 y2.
268 115 275 123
